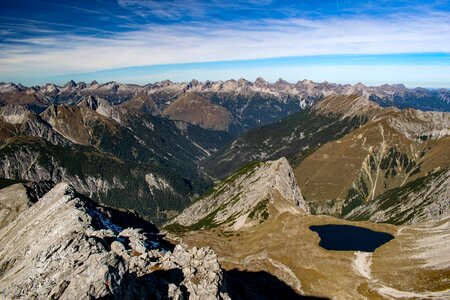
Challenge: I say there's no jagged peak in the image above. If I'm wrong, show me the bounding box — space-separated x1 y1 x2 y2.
275 78 289 85
188 79 200 86
64 80 77 88
75 95 121 122
79 95 113 107
254 77 268 85
0 82 23 93
40 83 59 93
157 79 174 87
237 78 251 86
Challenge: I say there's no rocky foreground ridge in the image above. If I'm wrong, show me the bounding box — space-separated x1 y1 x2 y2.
0 183 230 300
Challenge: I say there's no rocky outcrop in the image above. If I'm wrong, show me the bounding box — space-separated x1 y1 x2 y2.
169 158 307 231
0 105 31 124
386 109 450 141
77 95 123 123
0 183 230 299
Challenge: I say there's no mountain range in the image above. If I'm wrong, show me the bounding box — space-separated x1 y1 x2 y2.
0 78 449 299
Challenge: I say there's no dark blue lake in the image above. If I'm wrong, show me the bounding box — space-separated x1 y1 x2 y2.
309 224 394 252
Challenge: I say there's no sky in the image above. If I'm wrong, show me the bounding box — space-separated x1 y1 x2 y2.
0 0 449 87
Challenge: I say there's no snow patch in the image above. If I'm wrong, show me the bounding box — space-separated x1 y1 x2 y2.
92 210 122 234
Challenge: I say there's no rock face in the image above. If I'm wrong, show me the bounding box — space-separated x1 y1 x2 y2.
0 183 229 299
169 158 308 231
0 105 69 146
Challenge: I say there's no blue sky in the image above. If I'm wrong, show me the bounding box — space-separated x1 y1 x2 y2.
0 0 449 87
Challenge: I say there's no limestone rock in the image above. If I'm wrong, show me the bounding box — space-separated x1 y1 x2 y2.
170 157 308 231
0 183 229 299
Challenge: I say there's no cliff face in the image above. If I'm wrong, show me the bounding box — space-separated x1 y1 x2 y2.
0 183 230 300
0 144 123 201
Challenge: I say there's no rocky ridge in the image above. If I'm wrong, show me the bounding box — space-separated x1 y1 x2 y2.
0 183 230 299
1 79 448 109
169 158 308 231
1 79 448 136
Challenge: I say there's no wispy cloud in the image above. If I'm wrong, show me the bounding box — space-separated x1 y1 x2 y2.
117 0 278 20
117 0 206 20
1 11 449 77
0 0 449 85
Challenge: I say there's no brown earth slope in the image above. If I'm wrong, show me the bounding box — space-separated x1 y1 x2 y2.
162 93 231 131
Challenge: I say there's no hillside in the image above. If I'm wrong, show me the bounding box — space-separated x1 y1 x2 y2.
346 168 450 225
296 99 450 218
162 93 232 131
